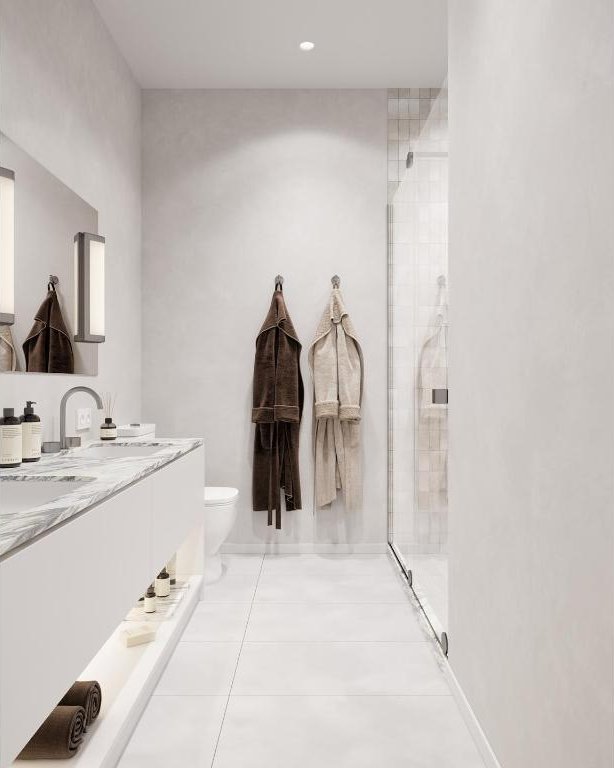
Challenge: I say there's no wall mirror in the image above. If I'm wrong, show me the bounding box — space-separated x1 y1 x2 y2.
0 133 100 375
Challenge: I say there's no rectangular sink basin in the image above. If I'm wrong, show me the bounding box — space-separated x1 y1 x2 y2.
77 445 161 460
0 479 92 516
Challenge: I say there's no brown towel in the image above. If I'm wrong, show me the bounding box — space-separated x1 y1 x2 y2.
23 284 74 373
16 705 86 760
58 680 102 729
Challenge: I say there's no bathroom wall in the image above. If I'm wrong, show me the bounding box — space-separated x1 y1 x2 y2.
448 2 614 767
0 0 142 438
141 89 387 551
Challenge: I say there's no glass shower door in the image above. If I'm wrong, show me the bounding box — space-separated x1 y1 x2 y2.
387 84 449 648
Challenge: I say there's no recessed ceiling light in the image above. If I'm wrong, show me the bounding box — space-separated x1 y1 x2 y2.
299 41 315 52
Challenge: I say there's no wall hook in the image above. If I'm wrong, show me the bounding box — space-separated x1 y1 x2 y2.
274 274 284 290
48 275 59 291
331 275 340 289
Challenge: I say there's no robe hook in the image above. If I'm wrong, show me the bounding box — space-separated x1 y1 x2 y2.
331 275 341 289
275 274 284 290
48 275 59 291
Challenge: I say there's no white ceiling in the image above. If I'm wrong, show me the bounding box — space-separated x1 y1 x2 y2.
93 0 447 89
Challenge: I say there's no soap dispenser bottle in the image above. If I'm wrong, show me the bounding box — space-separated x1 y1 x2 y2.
0 408 22 468
21 401 41 462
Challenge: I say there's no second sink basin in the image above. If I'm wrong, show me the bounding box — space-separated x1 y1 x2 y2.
77 444 162 460
0 479 93 515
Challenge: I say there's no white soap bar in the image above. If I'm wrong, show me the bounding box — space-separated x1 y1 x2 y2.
117 423 156 437
120 623 157 647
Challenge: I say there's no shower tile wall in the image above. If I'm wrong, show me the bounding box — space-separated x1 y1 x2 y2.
388 87 449 560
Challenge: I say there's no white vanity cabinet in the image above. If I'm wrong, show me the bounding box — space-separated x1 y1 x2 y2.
0 444 204 768
149 447 204 574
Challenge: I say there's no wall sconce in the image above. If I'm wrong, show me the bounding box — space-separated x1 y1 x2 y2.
0 167 15 326
74 232 105 343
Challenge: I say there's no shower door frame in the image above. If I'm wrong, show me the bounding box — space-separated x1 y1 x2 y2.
385 200 449 656
386 201 406 571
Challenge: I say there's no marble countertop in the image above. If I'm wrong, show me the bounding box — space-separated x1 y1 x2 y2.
0 438 203 558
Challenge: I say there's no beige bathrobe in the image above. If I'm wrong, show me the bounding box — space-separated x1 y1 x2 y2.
0 326 18 372
308 289 363 509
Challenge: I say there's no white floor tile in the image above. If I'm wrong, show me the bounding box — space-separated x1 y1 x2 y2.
255 555 408 603
203 567 260 603
213 695 486 768
232 641 449 695
246 602 428 642
117 696 226 768
183 602 252 642
155 641 241 696
220 554 264 573
120 555 479 767
260 554 394 575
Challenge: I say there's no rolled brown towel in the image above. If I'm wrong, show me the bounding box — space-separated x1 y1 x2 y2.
16 705 86 760
58 681 102 728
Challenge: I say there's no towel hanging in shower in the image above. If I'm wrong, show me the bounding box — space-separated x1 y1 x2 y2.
417 277 448 413
251 286 303 529
416 277 449 506
309 287 363 510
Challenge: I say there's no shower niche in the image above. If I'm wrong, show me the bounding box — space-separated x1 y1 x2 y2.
386 85 449 647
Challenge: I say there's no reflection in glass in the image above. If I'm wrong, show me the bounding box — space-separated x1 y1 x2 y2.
388 83 449 642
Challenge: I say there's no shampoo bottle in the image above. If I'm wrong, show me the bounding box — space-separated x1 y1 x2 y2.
144 584 156 613
155 568 171 598
21 401 41 462
166 553 177 586
0 408 22 468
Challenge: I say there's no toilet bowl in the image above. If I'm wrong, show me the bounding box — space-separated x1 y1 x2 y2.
204 487 239 583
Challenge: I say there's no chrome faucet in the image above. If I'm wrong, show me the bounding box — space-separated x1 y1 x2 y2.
60 386 103 450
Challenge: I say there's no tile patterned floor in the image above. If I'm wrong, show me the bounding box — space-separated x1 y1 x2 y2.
117 554 486 768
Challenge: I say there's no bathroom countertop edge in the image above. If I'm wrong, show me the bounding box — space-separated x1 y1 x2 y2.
0 438 204 558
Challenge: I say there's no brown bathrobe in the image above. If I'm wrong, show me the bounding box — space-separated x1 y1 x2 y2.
23 285 74 374
252 289 303 529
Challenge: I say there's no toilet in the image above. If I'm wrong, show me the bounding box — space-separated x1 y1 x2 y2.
204 487 239 583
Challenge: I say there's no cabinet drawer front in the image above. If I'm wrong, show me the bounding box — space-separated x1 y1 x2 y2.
150 446 204 574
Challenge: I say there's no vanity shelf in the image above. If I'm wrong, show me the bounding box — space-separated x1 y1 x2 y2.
12 575 202 768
